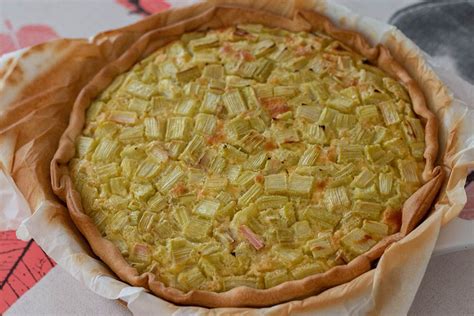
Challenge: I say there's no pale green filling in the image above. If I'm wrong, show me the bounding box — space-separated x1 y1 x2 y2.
71 24 424 292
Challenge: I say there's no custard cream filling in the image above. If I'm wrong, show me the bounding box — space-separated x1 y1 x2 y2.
70 24 425 292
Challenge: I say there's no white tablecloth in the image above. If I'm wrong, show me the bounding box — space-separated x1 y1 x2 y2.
6 249 473 316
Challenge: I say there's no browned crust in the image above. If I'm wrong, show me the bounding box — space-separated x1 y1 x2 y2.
50 5 442 307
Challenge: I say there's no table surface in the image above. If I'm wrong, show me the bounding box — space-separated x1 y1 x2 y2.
6 250 473 316
1 0 473 315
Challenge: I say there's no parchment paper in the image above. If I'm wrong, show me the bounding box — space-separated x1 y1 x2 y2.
0 0 473 314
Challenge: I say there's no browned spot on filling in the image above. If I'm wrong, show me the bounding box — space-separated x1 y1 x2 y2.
315 180 327 191
295 45 313 56
206 120 226 145
357 234 373 244
261 97 290 119
220 43 234 55
239 50 255 62
206 132 226 145
326 146 337 162
263 140 277 151
170 182 187 197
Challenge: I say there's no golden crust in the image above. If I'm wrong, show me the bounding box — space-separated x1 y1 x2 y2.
50 5 442 307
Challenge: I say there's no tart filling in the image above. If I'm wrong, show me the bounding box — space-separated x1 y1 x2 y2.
70 24 425 292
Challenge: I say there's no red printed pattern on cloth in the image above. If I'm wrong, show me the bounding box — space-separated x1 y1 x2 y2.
0 20 59 55
116 0 171 15
0 231 55 314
